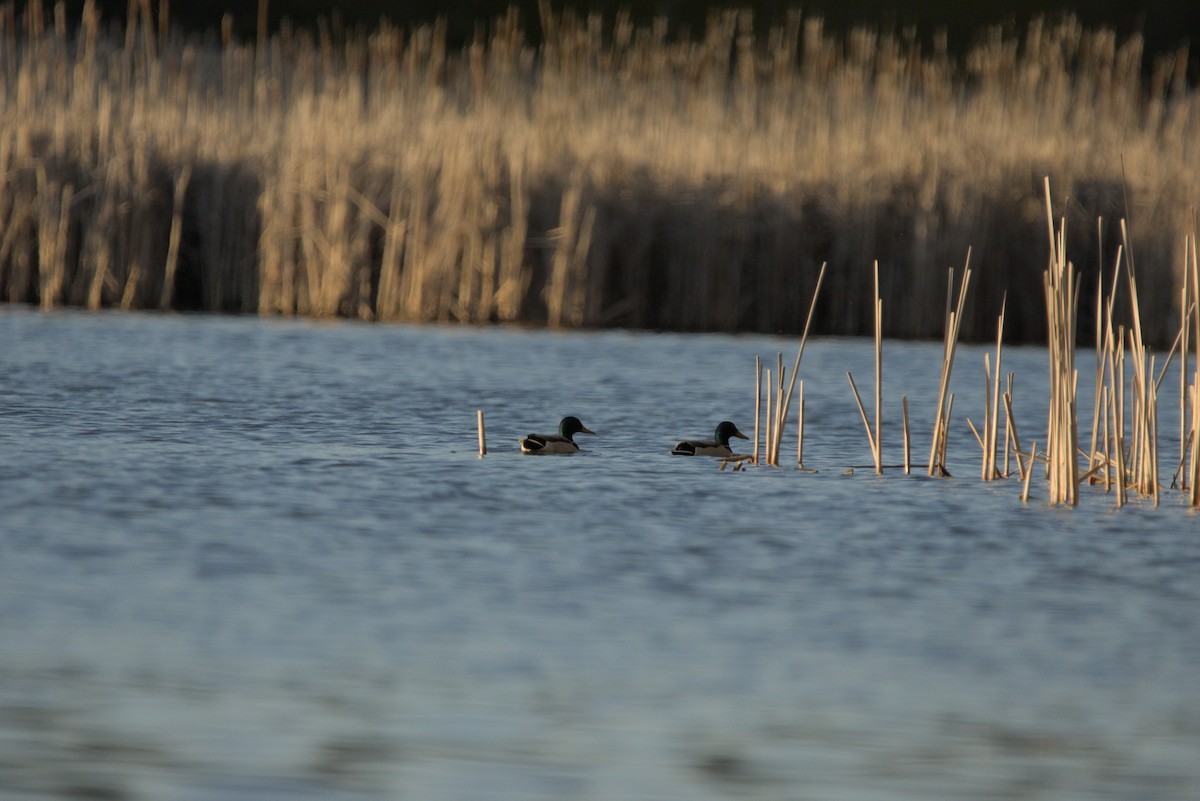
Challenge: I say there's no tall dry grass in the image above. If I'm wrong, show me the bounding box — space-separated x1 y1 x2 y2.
0 2 1197 343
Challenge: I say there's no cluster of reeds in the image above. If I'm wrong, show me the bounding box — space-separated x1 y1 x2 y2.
0 2 1197 342
739 179 1200 509
1073 219 1200 507
1034 177 1200 507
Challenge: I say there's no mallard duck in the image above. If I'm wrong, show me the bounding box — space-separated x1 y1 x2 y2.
519 416 596 454
671 420 749 457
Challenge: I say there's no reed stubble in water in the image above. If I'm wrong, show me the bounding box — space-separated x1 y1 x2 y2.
0 4 1196 343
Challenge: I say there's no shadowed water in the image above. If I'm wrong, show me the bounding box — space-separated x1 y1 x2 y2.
1 308 1198 800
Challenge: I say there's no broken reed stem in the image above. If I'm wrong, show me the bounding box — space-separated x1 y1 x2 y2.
967 417 984 451
477 409 487 456
1171 429 1194 489
902 395 911 474
847 371 878 468
1003 391 1026 482
774 262 827 467
1021 440 1037 502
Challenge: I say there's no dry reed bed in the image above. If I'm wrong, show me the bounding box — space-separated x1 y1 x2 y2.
742 180 1200 507
0 2 1197 343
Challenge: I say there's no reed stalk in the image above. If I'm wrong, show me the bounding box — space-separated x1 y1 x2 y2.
985 298 1007 479
773 352 785 465
847 371 877 469
477 409 487 457
1189 233 1200 504
844 260 883 475
1102 385 1112 492
873 261 883 476
1179 262 1190 489
1003 391 1026 482
928 258 972 476
766 360 776 466
1003 373 1015 477
753 356 762 465
797 380 805 468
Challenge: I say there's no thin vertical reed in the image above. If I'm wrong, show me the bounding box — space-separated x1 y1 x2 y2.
902 395 910 475
774 352 784 465
753 356 762 465
1180 258 1190 489
986 297 1005 479
981 354 992 480
1190 233 1200 505
1003 373 1015 477
1102 385 1112 492
765 368 775 466
873 261 882 476
477 409 487 456
797 380 805 468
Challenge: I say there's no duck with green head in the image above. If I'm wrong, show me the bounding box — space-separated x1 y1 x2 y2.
519 416 596 454
671 420 749 457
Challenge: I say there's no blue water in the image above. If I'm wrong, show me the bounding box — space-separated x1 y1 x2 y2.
2 307 1198 800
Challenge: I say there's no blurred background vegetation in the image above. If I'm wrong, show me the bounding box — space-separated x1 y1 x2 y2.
6 1 1195 339
54 1 1200 62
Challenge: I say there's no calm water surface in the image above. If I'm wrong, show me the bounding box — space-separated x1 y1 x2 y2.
1 308 1198 800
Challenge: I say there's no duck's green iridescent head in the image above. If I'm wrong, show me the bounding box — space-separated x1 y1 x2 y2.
560 416 595 440
715 420 748 446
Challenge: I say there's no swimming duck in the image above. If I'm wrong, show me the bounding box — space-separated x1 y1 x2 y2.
671 421 749 457
519 416 596 454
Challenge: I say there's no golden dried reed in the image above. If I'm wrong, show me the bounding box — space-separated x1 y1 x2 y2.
0 5 1195 344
